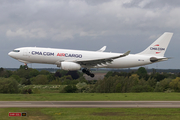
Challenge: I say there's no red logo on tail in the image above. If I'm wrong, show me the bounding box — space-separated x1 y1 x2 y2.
154 44 159 46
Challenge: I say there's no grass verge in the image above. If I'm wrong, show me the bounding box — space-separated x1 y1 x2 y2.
0 93 180 101
1 108 180 120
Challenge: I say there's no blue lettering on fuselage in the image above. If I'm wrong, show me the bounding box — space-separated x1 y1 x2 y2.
31 51 54 56
65 53 82 58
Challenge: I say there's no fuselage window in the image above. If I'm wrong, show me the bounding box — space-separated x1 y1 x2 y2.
13 50 20 52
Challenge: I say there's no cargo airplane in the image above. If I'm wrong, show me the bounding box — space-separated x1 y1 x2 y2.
8 32 173 77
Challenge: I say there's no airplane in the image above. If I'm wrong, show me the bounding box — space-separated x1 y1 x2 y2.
8 32 173 77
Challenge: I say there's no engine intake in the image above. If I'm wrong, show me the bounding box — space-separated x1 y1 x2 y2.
61 62 81 71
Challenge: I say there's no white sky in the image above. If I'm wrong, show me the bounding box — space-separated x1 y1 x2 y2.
1 0 180 69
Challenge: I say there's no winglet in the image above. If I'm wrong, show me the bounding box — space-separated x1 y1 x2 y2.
97 46 106 52
120 51 130 57
111 51 130 60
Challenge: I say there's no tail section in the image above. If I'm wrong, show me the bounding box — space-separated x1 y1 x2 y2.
138 32 173 57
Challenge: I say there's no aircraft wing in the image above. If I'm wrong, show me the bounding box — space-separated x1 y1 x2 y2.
76 51 130 67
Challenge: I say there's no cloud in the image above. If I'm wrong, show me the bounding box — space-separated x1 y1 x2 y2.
138 0 152 8
6 28 46 39
148 34 161 40
2 0 180 41
1 0 180 68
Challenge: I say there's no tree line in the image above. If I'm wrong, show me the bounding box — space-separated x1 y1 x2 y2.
0 66 180 93
0 65 86 93
92 67 180 93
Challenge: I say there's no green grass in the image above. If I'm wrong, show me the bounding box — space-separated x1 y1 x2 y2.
1 108 180 120
1 92 180 119
0 93 180 101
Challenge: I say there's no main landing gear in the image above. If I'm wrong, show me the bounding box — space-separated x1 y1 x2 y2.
82 68 95 78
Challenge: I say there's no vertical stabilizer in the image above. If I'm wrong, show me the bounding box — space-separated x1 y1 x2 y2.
138 32 173 57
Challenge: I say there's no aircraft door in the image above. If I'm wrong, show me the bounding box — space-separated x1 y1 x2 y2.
23 49 31 57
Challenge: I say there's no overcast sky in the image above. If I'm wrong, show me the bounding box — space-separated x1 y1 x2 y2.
1 0 180 69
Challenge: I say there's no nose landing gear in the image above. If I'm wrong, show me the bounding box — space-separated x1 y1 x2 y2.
24 63 28 70
82 68 94 78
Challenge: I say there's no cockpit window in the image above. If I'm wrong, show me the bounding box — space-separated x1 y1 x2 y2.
13 50 20 52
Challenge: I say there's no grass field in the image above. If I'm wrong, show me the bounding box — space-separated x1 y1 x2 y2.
1 108 180 120
1 90 180 119
0 93 180 101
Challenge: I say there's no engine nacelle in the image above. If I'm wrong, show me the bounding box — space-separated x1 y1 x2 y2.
61 62 81 71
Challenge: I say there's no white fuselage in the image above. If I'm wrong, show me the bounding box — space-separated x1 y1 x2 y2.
8 47 160 68
8 32 173 76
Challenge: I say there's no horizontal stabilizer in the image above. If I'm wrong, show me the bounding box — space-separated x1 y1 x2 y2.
150 57 170 62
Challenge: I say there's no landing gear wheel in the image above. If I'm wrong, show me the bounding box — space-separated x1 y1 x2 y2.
90 73 94 78
82 69 86 73
82 68 95 78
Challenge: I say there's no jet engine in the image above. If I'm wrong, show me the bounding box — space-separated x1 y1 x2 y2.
61 62 81 71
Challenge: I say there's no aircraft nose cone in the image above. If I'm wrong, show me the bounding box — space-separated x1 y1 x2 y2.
8 52 12 56
8 52 14 58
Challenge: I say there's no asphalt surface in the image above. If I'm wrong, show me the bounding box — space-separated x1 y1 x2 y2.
1 101 180 108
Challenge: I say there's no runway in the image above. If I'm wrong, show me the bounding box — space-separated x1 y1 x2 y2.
1 101 180 108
